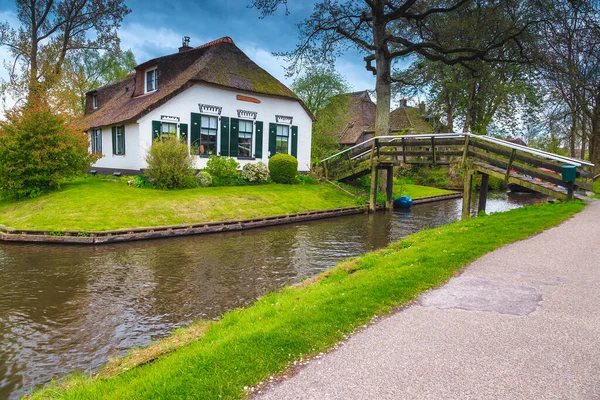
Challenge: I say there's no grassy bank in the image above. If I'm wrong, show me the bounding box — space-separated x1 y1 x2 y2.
30 200 584 399
396 182 457 199
0 177 359 231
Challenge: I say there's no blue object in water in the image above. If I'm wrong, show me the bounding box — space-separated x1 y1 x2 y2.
394 195 413 209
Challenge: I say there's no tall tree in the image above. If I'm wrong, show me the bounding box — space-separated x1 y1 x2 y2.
252 0 536 140
0 0 130 103
49 49 136 118
291 64 350 115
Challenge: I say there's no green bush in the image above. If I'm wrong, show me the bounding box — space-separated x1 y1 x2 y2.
242 162 269 183
0 100 99 198
196 171 212 187
268 154 298 184
145 137 196 189
133 175 154 188
296 174 318 184
205 155 240 180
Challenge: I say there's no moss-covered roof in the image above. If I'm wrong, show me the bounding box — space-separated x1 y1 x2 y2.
77 37 314 130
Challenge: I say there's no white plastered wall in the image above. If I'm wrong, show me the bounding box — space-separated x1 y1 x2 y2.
137 83 313 171
89 124 140 170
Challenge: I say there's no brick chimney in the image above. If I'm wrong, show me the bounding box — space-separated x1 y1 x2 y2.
179 36 192 53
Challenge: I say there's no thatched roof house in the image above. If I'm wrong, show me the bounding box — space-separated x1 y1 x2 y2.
328 93 438 147
81 37 314 174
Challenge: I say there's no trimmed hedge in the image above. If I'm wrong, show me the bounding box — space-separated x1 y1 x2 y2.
269 154 298 184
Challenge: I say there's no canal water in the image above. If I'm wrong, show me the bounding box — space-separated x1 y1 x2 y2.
0 192 549 399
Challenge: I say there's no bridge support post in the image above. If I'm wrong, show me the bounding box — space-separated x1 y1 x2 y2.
462 169 473 220
385 166 394 211
478 173 489 215
369 163 378 212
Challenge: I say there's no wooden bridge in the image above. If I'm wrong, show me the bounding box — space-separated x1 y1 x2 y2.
321 133 595 218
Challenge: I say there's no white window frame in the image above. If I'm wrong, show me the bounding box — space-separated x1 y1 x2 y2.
92 94 98 110
161 122 178 138
199 115 218 156
238 120 253 158
275 124 290 155
114 125 126 156
91 128 102 154
145 67 158 93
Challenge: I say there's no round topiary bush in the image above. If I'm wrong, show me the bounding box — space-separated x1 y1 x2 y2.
242 162 269 183
268 154 298 184
196 170 212 187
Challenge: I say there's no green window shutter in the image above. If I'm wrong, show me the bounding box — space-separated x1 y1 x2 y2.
255 121 263 158
220 116 230 156
180 123 188 144
152 120 161 141
112 126 116 155
268 123 277 156
230 118 239 157
291 125 298 158
190 113 201 154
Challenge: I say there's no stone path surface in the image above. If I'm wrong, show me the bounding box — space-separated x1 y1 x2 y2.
255 200 600 400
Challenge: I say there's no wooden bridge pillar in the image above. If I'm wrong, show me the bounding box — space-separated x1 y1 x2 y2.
385 166 394 211
462 169 473 220
369 163 379 212
478 173 489 215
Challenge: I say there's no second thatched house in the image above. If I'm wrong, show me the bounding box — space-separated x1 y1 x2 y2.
332 91 440 147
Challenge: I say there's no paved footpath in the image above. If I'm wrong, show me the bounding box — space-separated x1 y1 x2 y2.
256 200 600 400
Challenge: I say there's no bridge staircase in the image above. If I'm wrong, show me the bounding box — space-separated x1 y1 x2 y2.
321 133 595 217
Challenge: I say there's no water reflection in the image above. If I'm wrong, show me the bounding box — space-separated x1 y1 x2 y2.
0 192 547 399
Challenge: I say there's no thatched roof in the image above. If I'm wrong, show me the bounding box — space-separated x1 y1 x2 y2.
389 105 435 134
338 91 377 145
77 37 314 131
335 93 436 145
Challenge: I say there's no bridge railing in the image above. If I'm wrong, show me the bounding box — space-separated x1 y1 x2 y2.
321 133 595 189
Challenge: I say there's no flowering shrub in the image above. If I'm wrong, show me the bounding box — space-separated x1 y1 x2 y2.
242 162 269 183
196 170 213 187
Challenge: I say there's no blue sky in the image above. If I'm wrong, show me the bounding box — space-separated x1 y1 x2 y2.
0 0 377 95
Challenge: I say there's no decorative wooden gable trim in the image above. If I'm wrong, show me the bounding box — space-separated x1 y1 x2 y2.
236 94 261 104
237 109 257 120
276 115 293 125
198 103 222 115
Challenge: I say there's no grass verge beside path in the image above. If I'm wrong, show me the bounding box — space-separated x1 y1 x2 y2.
0 177 359 231
30 200 585 399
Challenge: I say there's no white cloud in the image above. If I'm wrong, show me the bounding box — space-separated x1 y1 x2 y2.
237 41 291 86
118 23 196 63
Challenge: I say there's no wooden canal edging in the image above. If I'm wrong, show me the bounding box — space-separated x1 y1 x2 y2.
321 133 596 216
0 206 370 245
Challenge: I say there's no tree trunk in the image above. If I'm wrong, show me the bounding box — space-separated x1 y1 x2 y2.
581 116 587 160
590 111 600 175
463 81 476 133
569 115 577 157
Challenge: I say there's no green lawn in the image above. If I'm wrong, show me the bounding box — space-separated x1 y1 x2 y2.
0 177 359 231
30 200 584 400
593 179 600 199
398 183 457 199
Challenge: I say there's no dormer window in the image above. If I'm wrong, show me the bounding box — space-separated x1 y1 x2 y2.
92 94 98 109
146 67 157 93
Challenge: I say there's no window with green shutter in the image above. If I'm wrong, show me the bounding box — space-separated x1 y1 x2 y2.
291 125 298 158
255 121 263 158
180 123 188 144
190 113 201 154
220 116 230 156
268 123 277 156
275 125 289 154
152 120 161 141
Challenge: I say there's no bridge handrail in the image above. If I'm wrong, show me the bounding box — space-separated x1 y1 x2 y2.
466 133 594 168
321 132 594 168
320 133 464 163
